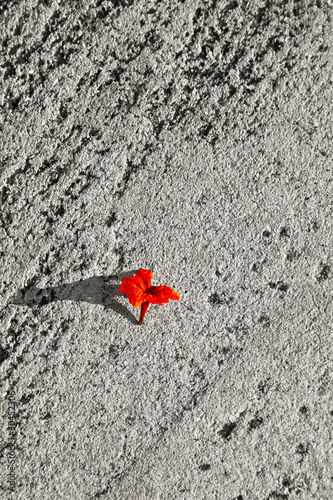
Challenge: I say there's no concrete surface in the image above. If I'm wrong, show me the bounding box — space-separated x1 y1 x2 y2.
0 0 332 499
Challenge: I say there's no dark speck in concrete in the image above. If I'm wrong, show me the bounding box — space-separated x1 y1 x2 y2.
218 422 237 440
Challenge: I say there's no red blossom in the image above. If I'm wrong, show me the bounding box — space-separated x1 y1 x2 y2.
119 269 180 324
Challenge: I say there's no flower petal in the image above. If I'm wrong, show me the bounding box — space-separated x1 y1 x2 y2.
119 269 154 307
135 269 153 290
147 285 180 305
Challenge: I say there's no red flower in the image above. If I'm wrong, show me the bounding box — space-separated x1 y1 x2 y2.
119 269 180 325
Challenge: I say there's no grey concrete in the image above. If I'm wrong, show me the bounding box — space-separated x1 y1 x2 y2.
0 0 332 499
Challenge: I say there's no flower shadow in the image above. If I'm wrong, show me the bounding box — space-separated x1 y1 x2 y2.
10 270 141 325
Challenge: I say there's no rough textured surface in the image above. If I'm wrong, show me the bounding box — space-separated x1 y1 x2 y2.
0 0 332 499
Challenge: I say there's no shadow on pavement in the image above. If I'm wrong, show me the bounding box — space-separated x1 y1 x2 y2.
10 270 140 325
